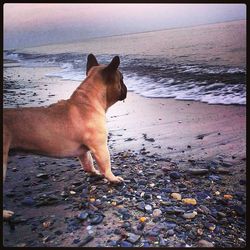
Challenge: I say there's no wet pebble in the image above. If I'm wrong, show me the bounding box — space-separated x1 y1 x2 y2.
169 171 181 179
197 205 211 214
182 211 197 219
127 233 141 243
120 241 133 247
77 212 89 221
78 235 94 246
145 204 153 213
36 173 49 179
182 198 197 205
188 169 209 175
137 201 145 211
167 229 175 236
171 193 182 200
197 239 214 247
22 197 35 206
152 208 162 218
90 213 104 225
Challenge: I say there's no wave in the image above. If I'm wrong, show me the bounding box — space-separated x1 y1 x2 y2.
4 50 246 105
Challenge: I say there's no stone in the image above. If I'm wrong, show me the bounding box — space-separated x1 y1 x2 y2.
197 205 211 214
223 194 233 200
182 198 197 205
36 173 49 179
209 175 221 181
167 229 175 236
90 214 104 225
120 241 133 247
171 193 182 200
139 217 147 223
216 167 230 174
137 202 145 211
145 204 153 213
217 212 226 218
152 209 162 218
78 212 89 221
197 239 214 247
182 211 197 219
188 169 209 175
169 171 181 179
78 235 94 246
22 197 35 206
127 233 141 243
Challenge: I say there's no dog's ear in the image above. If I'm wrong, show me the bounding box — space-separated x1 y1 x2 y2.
86 54 99 75
103 56 120 76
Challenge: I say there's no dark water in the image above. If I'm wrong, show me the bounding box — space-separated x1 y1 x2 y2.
3 20 246 105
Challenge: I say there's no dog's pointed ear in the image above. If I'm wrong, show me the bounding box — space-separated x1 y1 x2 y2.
86 54 99 75
103 56 120 75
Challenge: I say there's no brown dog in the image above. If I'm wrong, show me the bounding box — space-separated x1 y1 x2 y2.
3 54 127 219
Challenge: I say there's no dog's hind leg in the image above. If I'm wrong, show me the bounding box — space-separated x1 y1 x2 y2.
78 151 101 176
3 127 14 220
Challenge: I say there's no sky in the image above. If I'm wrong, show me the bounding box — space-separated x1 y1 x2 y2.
3 3 246 49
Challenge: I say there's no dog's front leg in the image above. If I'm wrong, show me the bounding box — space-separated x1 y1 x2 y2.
78 151 101 176
91 144 124 183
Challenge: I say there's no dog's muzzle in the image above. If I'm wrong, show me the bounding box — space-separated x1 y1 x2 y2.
119 82 127 101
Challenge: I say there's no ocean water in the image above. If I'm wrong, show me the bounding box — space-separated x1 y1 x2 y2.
4 20 246 105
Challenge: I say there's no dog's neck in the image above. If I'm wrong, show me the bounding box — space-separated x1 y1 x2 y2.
69 77 111 113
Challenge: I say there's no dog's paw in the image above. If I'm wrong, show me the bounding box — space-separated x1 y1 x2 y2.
107 175 124 183
3 210 14 220
87 169 102 176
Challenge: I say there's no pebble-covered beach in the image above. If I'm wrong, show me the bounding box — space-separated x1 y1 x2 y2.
3 146 246 247
3 49 246 247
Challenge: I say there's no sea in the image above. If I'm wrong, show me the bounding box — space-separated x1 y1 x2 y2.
3 20 246 105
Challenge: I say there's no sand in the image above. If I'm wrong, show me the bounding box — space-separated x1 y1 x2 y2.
107 92 246 163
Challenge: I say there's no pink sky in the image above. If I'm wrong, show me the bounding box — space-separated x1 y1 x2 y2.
4 3 246 49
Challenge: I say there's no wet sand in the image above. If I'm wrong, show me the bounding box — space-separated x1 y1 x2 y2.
3 66 246 247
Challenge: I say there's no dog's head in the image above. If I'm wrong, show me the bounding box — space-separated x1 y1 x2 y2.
86 54 127 106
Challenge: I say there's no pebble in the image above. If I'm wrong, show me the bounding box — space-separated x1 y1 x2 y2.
197 228 203 236
90 214 104 225
197 205 211 214
139 217 147 223
197 239 214 247
36 173 49 179
182 211 197 219
216 167 230 174
145 204 153 213
127 233 141 243
22 197 35 206
78 212 89 221
78 235 94 246
217 212 226 218
188 169 209 175
224 194 233 200
167 229 175 236
137 201 145 211
152 209 162 218
209 175 221 181
169 171 181 179
171 193 182 200
182 198 197 205
120 241 133 247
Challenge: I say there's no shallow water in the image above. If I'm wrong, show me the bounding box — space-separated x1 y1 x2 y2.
4 20 246 105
